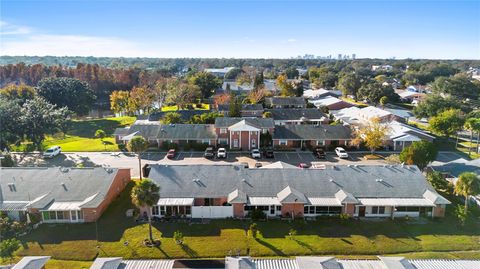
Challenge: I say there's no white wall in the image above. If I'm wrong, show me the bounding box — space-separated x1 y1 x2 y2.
191 206 233 219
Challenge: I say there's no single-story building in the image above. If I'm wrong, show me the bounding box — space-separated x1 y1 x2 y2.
272 124 352 149
217 104 264 117
0 167 130 223
265 97 306 108
309 96 354 111
265 108 328 125
387 121 435 151
143 164 449 220
87 256 480 269
331 106 403 126
303 88 342 100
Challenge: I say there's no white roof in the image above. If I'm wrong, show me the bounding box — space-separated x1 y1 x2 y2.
121 131 140 141
303 88 329 98
157 198 194 206
307 197 342 206
359 106 392 119
310 96 344 107
392 134 422 142
410 259 480 269
388 121 434 140
0 201 29 211
248 196 281 206
46 201 83 210
228 120 260 131
90 257 123 269
13 256 50 269
120 260 174 269
358 198 435 206
261 161 298 169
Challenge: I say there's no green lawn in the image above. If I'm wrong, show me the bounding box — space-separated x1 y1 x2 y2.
15 183 480 261
161 104 210 112
12 116 136 152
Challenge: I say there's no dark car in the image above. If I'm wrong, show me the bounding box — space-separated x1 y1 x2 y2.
204 147 215 159
166 149 176 159
298 163 310 169
313 147 326 159
263 148 274 158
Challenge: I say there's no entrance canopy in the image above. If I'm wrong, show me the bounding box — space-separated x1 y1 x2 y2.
248 197 281 206
358 198 434 207
157 198 194 206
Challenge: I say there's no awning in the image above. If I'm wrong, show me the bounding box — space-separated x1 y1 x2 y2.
0 201 28 211
45 201 83 211
307 197 342 206
358 198 435 207
248 197 281 206
157 198 194 206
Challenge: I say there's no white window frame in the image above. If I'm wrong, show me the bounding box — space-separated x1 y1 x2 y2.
220 128 227 134
279 140 288 146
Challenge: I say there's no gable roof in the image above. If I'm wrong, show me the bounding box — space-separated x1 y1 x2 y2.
265 97 305 106
266 108 327 121
90 257 123 269
0 167 122 210
277 186 308 203
273 125 352 141
147 164 447 205
430 158 480 178
13 256 50 269
214 117 275 129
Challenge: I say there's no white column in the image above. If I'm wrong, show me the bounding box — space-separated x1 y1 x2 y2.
257 131 260 149
248 131 251 150
239 131 242 150
229 130 232 149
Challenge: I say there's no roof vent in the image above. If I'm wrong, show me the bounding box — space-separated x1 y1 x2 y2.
192 178 199 183
241 178 247 183
376 178 384 182
354 164 359 167
8 183 16 192
347 164 351 167
329 179 334 182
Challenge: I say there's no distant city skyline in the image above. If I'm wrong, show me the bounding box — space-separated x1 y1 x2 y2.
1 0 479 59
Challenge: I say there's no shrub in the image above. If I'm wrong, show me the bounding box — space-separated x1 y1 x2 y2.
0 154 14 167
173 230 184 245
161 141 178 150
339 213 351 221
288 229 297 240
248 209 266 220
249 223 258 238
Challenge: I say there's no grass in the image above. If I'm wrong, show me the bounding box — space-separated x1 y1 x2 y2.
14 183 480 261
12 116 136 152
161 104 210 112
339 97 368 107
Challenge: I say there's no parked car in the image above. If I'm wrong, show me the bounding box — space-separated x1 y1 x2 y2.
43 146 61 158
263 148 274 158
298 163 310 169
255 162 263 168
204 147 215 159
313 147 326 159
335 147 349 159
217 148 227 158
251 149 261 159
166 149 176 159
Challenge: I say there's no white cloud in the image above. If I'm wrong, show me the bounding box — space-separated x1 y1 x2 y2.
1 33 159 57
287 38 297 43
0 20 32 35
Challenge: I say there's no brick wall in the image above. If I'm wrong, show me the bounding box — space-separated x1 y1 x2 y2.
233 203 245 218
433 205 446 218
281 203 304 218
343 204 355 215
82 168 131 222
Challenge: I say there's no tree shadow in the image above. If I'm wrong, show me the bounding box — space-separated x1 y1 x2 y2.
255 239 285 256
180 244 198 258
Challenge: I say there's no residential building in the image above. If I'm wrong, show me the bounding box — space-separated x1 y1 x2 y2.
396 90 426 103
10 256 50 269
272 124 352 149
204 67 235 78
222 80 254 92
331 106 402 126
265 97 306 108
387 121 435 150
303 88 342 100
265 108 328 125
0 167 131 223
214 117 275 150
309 96 354 111
143 164 449 220
216 104 264 117
372 65 393 71
86 256 480 269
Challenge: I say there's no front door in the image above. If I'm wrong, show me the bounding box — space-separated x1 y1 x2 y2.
358 206 366 217
269 205 275 216
70 211 77 222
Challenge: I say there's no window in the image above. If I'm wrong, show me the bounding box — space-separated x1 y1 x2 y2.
233 139 239 148
262 129 268 134
152 206 159 216
56 211 65 220
77 210 84 220
279 140 288 146
396 206 420 212
276 206 282 211
185 206 191 215
304 206 342 215
49 211 57 220
42 211 50 220
160 206 166 215
202 139 210 145
220 128 227 134
371 206 385 214
316 140 325 146
204 198 214 206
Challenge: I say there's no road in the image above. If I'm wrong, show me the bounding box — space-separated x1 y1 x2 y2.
10 151 465 177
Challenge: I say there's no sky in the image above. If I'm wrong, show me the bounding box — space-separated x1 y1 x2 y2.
1 0 479 59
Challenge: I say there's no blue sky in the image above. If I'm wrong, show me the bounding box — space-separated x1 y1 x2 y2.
1 0 479 59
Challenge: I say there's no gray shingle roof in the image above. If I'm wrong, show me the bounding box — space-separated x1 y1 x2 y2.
0 167 121 209
214 117 275 128
147 164 442 202
273 125 352 140
217 104 264 112
265 97 305 106
122 124 216 140
266 108 327 121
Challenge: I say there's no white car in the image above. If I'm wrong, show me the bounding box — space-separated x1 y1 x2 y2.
217 148 227 158
43 146 61 158
251 149 261 159
335 147 349 159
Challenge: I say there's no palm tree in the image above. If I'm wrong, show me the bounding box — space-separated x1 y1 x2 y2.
454 172 480 211
131 178 160 243
127 136 149 180
464 118 480 156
